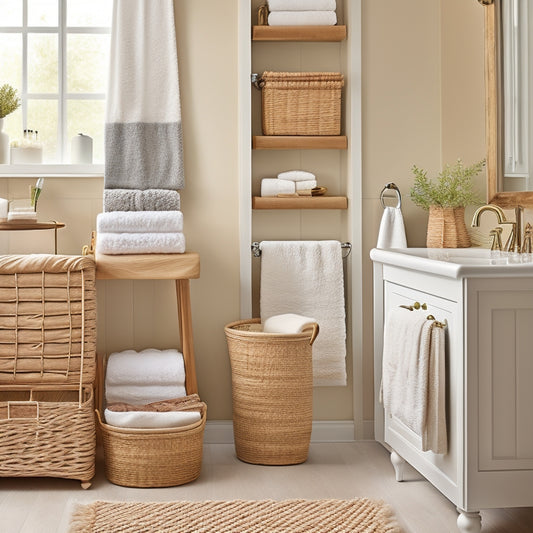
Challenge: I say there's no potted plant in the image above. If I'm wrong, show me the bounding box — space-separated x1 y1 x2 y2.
409 158 485 248
0 84 21 164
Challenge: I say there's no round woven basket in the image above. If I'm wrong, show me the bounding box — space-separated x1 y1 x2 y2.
426 206 471 248
224 318 316 466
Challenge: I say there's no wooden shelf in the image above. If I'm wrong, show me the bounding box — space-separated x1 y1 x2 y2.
0 221 64 231
252 25 347 42
252 136 347 150
252 196 347 210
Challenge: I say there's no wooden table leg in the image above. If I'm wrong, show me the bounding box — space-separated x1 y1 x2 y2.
176 279 198 394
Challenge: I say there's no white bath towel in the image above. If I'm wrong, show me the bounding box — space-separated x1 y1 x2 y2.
295 180 318 191
105 349 185 387
267 0 336 11
96 232 186 254
268 11 337 26
104 409 200 429
263 313 318 334
381 308 447 454
277 170 316 182
103 189 181 212
261 178 296 197
105 383 187 405
377 206 408 248
260 240 346 386
96 211 184 234
105 0 184 190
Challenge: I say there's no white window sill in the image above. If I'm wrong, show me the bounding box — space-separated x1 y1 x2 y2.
0 164 104 178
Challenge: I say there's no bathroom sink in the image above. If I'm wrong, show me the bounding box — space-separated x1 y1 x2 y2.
370 247 533 278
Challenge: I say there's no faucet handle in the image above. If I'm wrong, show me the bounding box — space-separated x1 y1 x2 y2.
489 227 503 251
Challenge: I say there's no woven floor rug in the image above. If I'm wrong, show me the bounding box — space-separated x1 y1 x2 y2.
69 498 402 533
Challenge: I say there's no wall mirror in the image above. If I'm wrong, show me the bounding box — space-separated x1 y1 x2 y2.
484 0 533 207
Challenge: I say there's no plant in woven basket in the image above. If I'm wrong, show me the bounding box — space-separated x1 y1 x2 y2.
409 158 485 248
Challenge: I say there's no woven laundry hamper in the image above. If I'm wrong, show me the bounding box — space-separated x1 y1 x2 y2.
224 318 318 466
260 71 344 136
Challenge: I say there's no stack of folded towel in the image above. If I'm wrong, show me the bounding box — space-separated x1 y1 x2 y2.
261 170 320 197
267 0 337 26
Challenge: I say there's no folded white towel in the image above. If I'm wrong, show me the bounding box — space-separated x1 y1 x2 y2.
377 207 408 248
261 178 296 197
96 211 184 234
263 313 317 334
277 170 316 182
106 348 185 386
295 180 317 191
268 11 337 26
105 383 187 405
267 0 336 11
7 211 37 221
96 232 186 254
104 408 200 429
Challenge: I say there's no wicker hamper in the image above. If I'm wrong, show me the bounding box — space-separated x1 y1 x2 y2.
260 71 344 136
224 318 317 466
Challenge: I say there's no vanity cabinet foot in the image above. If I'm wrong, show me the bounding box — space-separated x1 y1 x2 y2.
456 510 481 533
390 451 406 482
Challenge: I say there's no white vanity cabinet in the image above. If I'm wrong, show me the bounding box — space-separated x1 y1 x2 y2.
371 248 533 533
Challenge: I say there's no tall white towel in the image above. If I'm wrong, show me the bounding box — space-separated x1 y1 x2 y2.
261 178 296 197
277 170 316 182
105 0 184 190
260 240 346 386
267 0 337 11
381 308 447 454
268 11 337 26
105 384 187 405
263 313 318 334
96 211 184 234
96 232 186 254
377 207 408 248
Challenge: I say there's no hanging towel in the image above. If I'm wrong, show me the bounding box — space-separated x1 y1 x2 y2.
377 206 408 248
105 0 184 190
96 232 186 255
263 313 318 335
381 307 447 454
103 189 181 212
260 240 346 386
277 170 316 182
267 0 337 11
268 11 337 26
97 211 183 234
261 178 296 197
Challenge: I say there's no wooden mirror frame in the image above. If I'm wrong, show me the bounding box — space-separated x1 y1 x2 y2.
484 0 533 207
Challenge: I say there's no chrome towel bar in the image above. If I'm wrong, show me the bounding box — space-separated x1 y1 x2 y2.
251 241 352 258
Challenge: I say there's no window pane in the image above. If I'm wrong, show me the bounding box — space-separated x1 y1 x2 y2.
67 100 105 164
28 34 58 93
67 0 112 27
0 0 23 26
28 0 58 27
67 34 109 93
0 34 22 89
27 99 58 163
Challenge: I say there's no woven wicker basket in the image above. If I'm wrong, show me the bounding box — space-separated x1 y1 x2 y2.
96 404 206 488
261 71 344 136
426 206 471 248
224 318 317 466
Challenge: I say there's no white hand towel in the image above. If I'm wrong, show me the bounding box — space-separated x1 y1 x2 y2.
96 232 186 254
268 11 337 26
97 211 184 234
106 348 185 386
261 178 296 197
105 383 187 405
295 180 318 191
260 240 346 386
277 170 316 182
7 211 37 222
263 313 317 334
104 409 200 429
267 0 336 11
377 206 407 248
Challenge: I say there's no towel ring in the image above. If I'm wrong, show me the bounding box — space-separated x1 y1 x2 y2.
380 183 402 209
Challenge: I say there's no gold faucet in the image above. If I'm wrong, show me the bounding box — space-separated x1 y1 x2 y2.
471 204 524 253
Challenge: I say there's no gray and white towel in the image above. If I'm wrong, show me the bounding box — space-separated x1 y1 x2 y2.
103 189 181 212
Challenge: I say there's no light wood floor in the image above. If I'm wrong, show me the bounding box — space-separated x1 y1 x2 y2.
1 442 532 532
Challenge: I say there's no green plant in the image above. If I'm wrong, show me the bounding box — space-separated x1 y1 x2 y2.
0 84 21 119
409 158 485 210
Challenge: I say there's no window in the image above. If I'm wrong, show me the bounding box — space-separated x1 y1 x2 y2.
0 0 111 171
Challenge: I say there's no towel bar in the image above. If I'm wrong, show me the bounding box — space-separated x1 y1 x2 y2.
251 241 352 258
399 303 447 328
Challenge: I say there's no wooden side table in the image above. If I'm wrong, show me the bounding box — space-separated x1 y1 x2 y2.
0 221 65 254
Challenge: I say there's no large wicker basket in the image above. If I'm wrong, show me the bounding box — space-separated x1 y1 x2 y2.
224 318 317 466
260 71 344 136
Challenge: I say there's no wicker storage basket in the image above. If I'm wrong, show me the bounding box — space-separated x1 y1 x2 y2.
224 318 317 466
96 404 206 488
260 71 344 136
0 386 95 486
426 206 471 248
0 254 96 385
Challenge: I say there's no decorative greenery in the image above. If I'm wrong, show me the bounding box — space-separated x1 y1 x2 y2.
409 158 485 210
0 84 21 119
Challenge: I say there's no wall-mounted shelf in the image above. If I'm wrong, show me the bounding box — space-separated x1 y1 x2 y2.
252 25 347 42
252 136 347 150
252 196 348 210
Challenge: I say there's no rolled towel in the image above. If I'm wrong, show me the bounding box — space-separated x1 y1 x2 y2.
277 170 316 182
295 180 318 191
96 232 186 254
104 409 201 429
106 348 185 387
261 178 295 197
268 11 337 26
97 211 184 234
267 0 336 11
107 393 202 413
105 383 187 405
103 189 181 212
263 313 318 334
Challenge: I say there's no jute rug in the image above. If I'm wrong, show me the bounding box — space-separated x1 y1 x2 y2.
69 498 401 532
